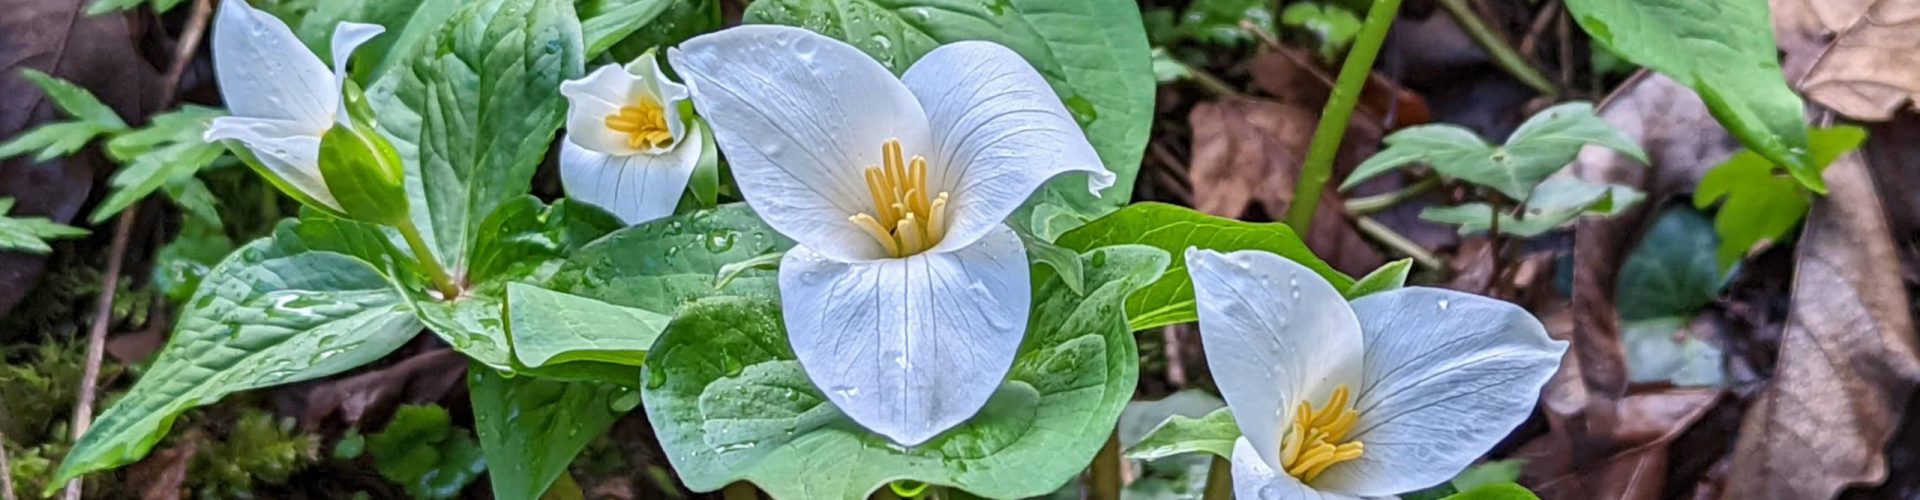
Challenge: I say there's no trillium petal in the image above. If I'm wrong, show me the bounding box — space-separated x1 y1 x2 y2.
212 0 333 133
1188 249 1364 473
625 56 691 145
559 125 703 225
779 224 1029 445
901 41 1113 253
206 116 337 210
671 25 932 262
327 22 385 125
561 64 647 157
1311 287 1565 497
1231 438 1361 500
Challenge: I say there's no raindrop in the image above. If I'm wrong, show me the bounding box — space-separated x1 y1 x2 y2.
704 230 737 253
1063 94 1099 127
1437 299 1451 310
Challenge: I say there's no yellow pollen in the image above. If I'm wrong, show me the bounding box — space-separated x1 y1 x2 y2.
850 139 949 257
1280 384 1365 483
604 97 674 151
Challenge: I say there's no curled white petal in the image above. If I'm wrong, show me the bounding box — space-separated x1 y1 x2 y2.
671 25 932 262
1188 249 1364 473
625 56 691 145
211 0 334 134
778 224 1029 445
1310 287 1566 497
327 22 385 126
559 125 703 225
902 41 1112 254
205 116 338 210
1231 438 1359 500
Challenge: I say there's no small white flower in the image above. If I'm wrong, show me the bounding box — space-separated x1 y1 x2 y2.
201 0 382 212
557 56 703 225
670 26 1114 445
1186 249 1565 499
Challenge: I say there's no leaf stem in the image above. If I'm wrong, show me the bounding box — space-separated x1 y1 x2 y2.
396 218 460 299
1344 176 1441 215
1436 0 1560 97
1283 0 1407 232
1090 431 1122 500
1202 455 1232 500
1354 216 1445 270
724 482 759 500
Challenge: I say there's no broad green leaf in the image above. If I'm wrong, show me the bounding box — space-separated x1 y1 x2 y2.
577 0 672 57
51 218 421 486
642 245 1167 498
1124 408 1239 461
546 203 794 313
151 217 235 301
506 282 669 368
1023 231 1087 296
17 69 126 130
595 0 722 62
1117 390 1224 448
745 0 1154 232
466 197 625 291
1056 202 1350 330
1694 126 1866 270
89 106 228 223
1615 207 1728 387
1345 258 1412 298
0 198 88 254
290 0 470 84
1345 103 1644 200
369 404 487 499
469 366 630 500
1566 0 1812 190
411 293 515 369
370 0 585 274
1420 177 1643 237
1445 482 1540 500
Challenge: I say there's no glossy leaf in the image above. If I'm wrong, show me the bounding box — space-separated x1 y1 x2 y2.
642 245 1166 498
745 0 1154 232
469 366 630 500
1124 408 1239 461
578 0 672 57
1566 0 1814 191
545 203 794 313
1056 202 1350 330
52 217 422 486
369 404 487 500
506 282 669 368
1616 207 1730 387
1694 126 1867 270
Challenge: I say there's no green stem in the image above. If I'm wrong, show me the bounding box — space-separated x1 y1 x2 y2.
1437 0 1560 97
1090 431 1122 500
1203 455 1232 500
1283 0 1407 232
1344 176 1441 215
724 482 759 500
1353 216 1445 270
396 218 460 299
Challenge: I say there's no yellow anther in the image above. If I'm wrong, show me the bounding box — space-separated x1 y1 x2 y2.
604 97 674 151
852 139 949 257
1279 384 1365 483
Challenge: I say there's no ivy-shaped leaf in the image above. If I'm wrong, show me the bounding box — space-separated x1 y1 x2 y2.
1694 126 1867 270
1419 177 1644 237
1344 102 1646 200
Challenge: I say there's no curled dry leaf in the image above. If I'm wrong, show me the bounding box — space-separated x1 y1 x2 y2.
1795 0 1920 121
1769 0 1874 81
1722 152 1920 500
289 348 469 430
1185 98 1385 275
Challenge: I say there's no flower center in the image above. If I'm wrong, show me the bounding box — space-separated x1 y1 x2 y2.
1280 384 1365 483
604 97 673 151
850 139 950 258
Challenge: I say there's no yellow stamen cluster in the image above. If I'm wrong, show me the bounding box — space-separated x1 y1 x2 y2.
1280 384 1365 483
851 139 950 257
605 98 674 150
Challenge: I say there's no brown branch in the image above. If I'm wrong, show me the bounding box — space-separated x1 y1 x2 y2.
62 2 214 498
1517 0 1561 58
0 431 15 500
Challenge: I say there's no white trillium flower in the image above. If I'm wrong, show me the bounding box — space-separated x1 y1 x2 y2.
1186 249 1565 499
558 56 703 225
670 26 1114 445
201 0 383 212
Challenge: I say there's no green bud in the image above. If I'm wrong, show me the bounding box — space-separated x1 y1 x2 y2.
318 117 409 226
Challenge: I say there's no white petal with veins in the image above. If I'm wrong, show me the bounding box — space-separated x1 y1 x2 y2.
559 125 704 225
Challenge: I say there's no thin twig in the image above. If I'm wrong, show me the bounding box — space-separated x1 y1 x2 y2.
1353 215 1445 270
63 2 214 498
1517 0 1561 58
1162 326 1188 387
1283 0 1406 232
0 431 15 500
1436 0 1560 98
63 206 137 500
1184 63 1244 99
1344 176 1440 215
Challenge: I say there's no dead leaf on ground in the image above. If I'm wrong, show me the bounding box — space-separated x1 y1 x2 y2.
1519 388 1723 500
1722 151 1920 500
1796 0 1920 121
0 0 163 317
1567 71 1741 193
1244 47 1432 129
286 348 468 430
125 436 198 500
1770 0 1875 80
1185 98 1385 275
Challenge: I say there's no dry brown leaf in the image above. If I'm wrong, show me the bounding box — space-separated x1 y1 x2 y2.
1568 72 1742 192
1521 389 1722 500
1770 0 1876 79
1797 0 1920 121
289 348 468 429
1185 98 1384 275
125 439 198 500
1722 152 1920 500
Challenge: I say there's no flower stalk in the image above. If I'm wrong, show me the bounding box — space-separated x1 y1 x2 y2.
395 217 459 299
1284 0 1406 232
